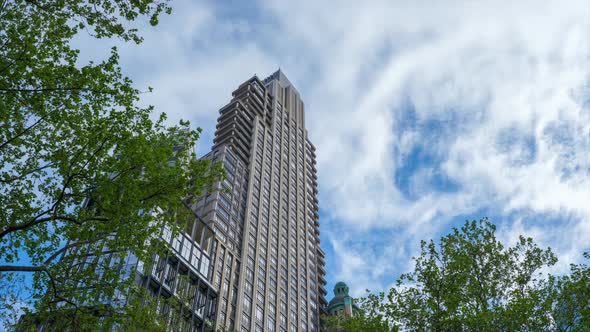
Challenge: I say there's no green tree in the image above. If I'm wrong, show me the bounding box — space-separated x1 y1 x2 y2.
548 253 590 331
0 0 223 329
333 218 559 332
15 287 169 331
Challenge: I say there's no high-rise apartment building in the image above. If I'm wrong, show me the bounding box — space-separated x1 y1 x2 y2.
32 70 326 332
192 70 327 332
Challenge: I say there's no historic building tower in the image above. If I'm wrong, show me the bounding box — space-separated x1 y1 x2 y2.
326 282 359 317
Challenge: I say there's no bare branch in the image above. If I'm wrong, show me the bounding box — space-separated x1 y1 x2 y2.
0 265 45 273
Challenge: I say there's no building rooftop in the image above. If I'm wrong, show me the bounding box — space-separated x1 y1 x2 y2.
263 68 293 88
327 281 360 314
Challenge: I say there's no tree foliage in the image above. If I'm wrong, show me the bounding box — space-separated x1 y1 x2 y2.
0 0 223 329
547 252 590 331
328 218 589 332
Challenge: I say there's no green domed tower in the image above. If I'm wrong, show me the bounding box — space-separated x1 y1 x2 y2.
326 281 360 317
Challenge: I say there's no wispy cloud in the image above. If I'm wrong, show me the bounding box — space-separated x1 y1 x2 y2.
88 0 590 296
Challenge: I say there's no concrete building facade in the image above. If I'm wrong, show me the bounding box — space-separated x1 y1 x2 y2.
193 70 327 332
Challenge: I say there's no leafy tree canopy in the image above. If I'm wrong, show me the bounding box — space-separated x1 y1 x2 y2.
0 0 223 328
327 218 589 332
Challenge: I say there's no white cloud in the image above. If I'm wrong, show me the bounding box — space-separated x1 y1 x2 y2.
88 0 590 294
258 0 590 289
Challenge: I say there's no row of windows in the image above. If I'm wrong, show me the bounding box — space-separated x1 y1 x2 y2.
161 228 210 278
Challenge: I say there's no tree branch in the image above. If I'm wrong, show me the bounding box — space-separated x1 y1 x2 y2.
0 209 52 239
0 265 45 273
0 214 88 240
23 0 52 12
0 109 55 150
43 239 96 266
139 188 168 202
0 266 73 311
0 162 54 183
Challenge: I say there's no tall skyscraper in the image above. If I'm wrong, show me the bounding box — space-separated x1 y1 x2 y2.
34 70 326 332
193 70 327 332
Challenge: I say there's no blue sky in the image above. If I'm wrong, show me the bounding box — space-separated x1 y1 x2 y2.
74 0 590 297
